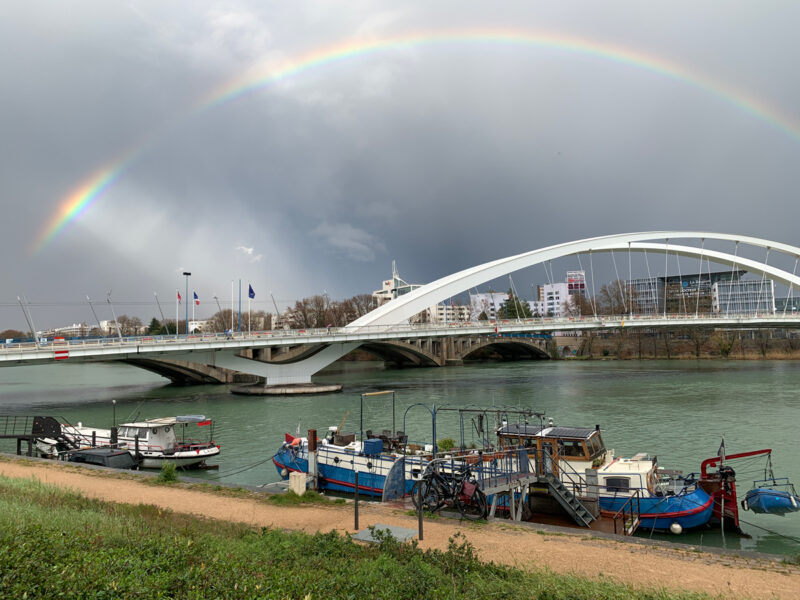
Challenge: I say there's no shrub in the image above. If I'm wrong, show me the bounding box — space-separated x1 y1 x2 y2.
157 462 177 483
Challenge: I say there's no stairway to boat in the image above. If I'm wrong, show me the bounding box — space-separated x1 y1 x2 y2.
0 415 80 450
541 474 596 527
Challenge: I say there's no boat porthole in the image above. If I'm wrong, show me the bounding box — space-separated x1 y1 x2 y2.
367 462 373 469
333 457 339 464
164 426 170 433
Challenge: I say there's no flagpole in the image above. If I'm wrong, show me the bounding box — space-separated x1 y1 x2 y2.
248 292 251 335
192 292 195 327
231 280 234 333
238 279 242 333
175 290 179 339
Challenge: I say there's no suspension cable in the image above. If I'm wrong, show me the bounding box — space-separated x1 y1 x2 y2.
675 248 687 315
611 250 627 315
783 257 798 317
628 242 633 318
727 242 740 317
695 239 705 317
663 238 669 318
756 248 770 317
589 250 598 318
644 249 655 316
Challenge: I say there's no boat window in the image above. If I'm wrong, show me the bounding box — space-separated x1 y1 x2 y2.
562 440 587 458
605 477 630 493
588 434 606 457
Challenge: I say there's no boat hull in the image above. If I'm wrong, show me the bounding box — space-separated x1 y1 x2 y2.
600 488 714 531
743 488 800 515
272 446 418 497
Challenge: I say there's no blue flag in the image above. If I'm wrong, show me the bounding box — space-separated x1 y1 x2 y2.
248 284 255 299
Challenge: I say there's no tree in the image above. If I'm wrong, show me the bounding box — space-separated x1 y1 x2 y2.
0 329 25 339
497 290 532 319
565 293 594 317
147 318 162 334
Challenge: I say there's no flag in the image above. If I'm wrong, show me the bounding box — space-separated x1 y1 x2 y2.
193 292 199 306
177 292 182 304
248 284 255 299
718 438 726 459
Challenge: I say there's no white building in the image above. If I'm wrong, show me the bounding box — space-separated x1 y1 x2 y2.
537 282 570 317
712 280 775 314
373 263 468 324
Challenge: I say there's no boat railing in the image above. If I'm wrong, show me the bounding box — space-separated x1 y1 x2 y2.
424 446 532 491
612 489 641 536
546 446 591 496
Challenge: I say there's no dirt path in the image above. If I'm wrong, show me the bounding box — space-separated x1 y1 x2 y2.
1 458 798 599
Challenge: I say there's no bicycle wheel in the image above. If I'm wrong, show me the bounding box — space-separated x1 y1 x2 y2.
411 479 442 512
458 487 488 521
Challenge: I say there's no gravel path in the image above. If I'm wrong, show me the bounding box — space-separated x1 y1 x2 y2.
1 458 798 599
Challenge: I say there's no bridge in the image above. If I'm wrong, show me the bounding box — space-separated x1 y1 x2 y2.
3 231 800 385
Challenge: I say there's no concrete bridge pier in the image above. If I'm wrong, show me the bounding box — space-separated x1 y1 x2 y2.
167 342 361 386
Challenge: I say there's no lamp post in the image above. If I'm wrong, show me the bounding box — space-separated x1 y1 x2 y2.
182 272 191 334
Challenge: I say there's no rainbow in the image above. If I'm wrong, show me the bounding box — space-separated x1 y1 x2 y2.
36 28 800 252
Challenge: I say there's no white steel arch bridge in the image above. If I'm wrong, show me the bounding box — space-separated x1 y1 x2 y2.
2 232 800 385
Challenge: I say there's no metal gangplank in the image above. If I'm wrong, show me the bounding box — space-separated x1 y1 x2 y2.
0 415 79 456
459 448 539 521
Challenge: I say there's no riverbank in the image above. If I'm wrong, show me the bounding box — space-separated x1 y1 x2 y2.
1 456 798 599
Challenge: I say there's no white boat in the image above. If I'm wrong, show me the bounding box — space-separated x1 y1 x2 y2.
35 415 220 469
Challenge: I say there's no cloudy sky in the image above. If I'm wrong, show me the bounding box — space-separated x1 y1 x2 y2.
2 1 800 329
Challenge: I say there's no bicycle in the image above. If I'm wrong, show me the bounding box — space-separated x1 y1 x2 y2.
411 462 488 520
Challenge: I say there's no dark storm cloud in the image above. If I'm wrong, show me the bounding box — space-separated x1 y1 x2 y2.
2 1 800 330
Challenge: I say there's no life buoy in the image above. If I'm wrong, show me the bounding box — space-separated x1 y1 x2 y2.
291 437 302 446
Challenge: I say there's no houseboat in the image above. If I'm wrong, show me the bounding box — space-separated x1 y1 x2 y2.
35 415 220 469
496 422 714 532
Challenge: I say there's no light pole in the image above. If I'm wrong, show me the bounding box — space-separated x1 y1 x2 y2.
182 272 191 334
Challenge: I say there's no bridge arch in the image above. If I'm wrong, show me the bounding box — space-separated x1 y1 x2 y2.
349 232 800 327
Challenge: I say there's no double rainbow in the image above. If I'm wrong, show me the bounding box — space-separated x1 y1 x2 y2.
35 28 800 252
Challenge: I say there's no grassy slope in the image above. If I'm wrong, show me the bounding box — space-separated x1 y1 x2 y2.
0 476 711 599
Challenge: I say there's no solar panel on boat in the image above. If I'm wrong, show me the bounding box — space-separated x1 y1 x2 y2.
497 424 595 439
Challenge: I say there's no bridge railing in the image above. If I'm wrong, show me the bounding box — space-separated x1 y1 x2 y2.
1 311 799 356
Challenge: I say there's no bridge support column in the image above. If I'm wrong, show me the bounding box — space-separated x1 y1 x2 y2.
167 342 360 385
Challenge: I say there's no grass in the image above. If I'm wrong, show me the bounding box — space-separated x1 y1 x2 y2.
0 475 716 600
267 490 346 506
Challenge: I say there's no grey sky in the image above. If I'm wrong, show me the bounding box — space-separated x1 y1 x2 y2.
2 1 800 329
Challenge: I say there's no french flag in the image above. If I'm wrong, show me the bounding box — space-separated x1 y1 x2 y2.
193 292 199 306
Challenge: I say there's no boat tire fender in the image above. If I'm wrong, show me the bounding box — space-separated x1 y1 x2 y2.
741 499 749 512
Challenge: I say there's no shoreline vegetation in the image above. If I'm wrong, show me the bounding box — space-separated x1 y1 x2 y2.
0 474 708 599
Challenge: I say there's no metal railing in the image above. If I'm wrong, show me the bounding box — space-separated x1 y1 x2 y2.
612 489 642 536
2 311 798 359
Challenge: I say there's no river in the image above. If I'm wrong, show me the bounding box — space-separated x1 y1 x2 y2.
0 359 798 556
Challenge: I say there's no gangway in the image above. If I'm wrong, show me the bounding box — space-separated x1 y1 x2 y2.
0 415 81 456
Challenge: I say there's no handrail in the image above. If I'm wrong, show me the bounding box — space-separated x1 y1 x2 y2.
612 489 641 536
1 311 799 357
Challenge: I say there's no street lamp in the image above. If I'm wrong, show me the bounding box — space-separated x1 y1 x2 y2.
182 272 191 334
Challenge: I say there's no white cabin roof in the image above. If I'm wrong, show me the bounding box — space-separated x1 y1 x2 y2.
119 416 207 429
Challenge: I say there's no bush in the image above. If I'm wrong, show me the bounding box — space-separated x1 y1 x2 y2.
437 438 456 451
157 462 177 483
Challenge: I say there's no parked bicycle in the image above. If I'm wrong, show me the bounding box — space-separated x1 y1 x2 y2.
411 461 488 520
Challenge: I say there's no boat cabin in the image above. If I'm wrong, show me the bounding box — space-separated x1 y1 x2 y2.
115 416 210 453
496 423 606 469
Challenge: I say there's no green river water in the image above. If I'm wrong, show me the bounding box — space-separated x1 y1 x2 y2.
1 359 798 556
